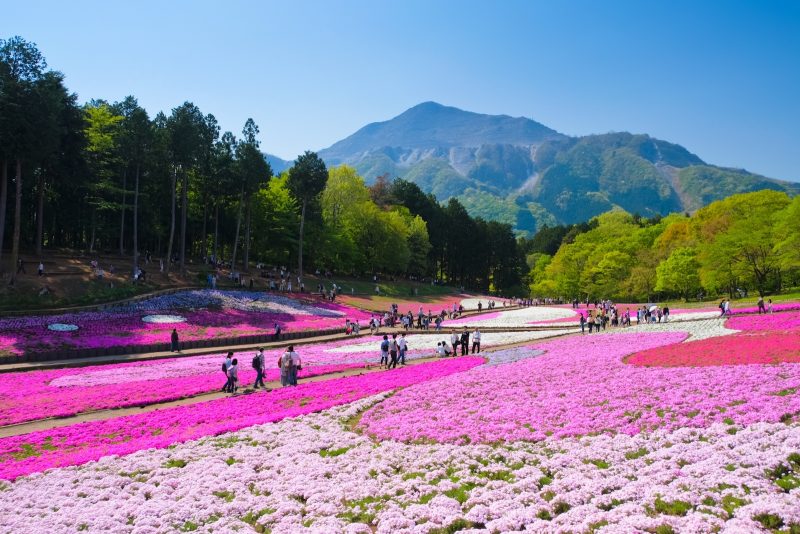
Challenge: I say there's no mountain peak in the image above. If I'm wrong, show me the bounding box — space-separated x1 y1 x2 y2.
320 102 564 162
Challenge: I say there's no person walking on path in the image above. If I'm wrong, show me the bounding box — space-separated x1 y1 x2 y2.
227 358 239 394
471 328 481 354
450 330 459 355
460 329 470 356
398 333 408 365
280 346 296 387
579 312 586 334
222 352 233 392
757 296 766 314
252 348 265 389
170 329 180 352
379 335 390 368
37 261 44 276
387 334 400 369
724 299 731 317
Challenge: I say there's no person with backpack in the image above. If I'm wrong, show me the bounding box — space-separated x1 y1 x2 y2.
252 348 265 389
290 349 302 385
227 358 239 394
460 329 470 356
379 335 390 368
280 346 297 387
222 352 233 392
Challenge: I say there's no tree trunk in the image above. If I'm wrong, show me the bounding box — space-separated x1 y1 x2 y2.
166 167 177 275
119 169 127 256
201 197 208 263
89 209 96 253
132 163 140 274
297 199 306 286
35 170 46 258
231 186 244 271
243 196 251 272
0 160 8 271
9 160 23 285
213 202 219 265
179 167 187 273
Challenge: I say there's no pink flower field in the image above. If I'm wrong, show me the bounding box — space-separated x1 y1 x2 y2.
358 331 800 443
0 290 371 356
0 357 483 481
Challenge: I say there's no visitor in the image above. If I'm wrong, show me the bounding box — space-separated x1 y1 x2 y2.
273 323 282 340
450 330 459 355
252 348 265 389
460 329 470 356
398 333 408 365
388 334 399 369
37 261 44 276
16 259 25 274
663 306 670 322
436 342 446 357
472 328 481 354
227 358 239 394
170 329 180 352
290 349 302 385
222 352 233 392
579 312 586 334
719 299 726 317
280 345 296 387
380 335 389 368
595 313 603 331
588 312 594 333
757 296 766 314
724 299 731 317
768 298 774 313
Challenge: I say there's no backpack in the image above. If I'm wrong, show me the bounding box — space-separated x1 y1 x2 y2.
221 362 227 372
252 355 261 370
380 340 389 352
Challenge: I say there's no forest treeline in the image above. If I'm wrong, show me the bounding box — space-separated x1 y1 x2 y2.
522 189 800 300
0 37 525 293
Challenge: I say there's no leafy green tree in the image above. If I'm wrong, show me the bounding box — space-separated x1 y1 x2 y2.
287 151 328 283
232 119 271 270
655 247 701 300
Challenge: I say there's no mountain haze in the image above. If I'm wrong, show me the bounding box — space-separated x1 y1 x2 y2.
316 102 798 234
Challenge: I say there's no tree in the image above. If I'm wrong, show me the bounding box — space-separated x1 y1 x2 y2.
166 102 205 273
114 97 152 272
287 151 328 284
231 119 271 271
655 247 701 300
0 36 47 282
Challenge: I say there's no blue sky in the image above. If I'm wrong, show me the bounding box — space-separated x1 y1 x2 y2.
4 0 799 180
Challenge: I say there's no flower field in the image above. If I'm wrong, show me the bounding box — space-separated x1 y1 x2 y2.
0 308 798 532
0 290 371 356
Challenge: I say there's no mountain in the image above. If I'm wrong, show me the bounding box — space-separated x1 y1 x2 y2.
317 102 799 234
264 153 291 173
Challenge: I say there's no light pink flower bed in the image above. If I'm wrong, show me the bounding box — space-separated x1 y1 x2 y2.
0 357 483 480
358 332 800 443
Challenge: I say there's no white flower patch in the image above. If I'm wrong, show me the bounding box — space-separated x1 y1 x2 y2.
629 317 737 341
46 323 79 332
141 314 187 324
3 394 798 533
326 330 577 354
449 306 577 328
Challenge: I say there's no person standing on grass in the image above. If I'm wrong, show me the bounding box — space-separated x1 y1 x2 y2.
388 334 399 369
252 347 265 389
579 312 586 334
398 333 408 365
588 311 594 333
379 335 389 368
768 299 774 313
38 261 44 276
758 296 766 314
227 358 239 394
222 351 233 392
460 329 470 356
472 328 481 354
171 329 180 352
290 349 302 385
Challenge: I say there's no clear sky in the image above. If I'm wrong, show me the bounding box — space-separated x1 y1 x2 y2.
4 0 799 180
